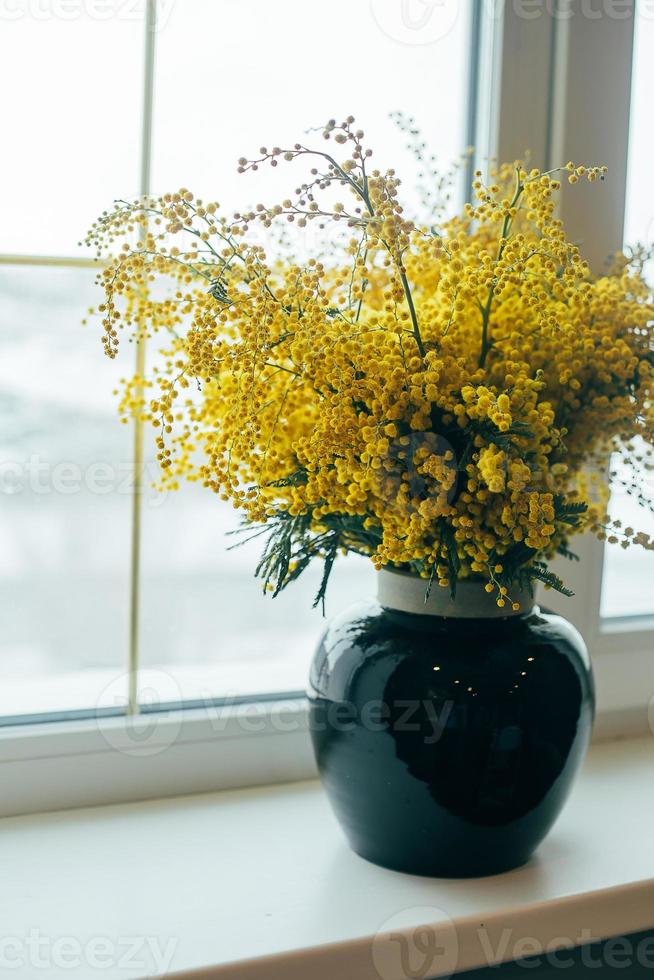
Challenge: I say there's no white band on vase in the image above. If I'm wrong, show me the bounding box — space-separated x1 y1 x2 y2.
377 568 533 619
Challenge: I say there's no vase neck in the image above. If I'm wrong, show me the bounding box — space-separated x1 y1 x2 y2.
377 569 534 619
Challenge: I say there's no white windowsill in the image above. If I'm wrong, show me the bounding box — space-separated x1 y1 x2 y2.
2 735 654 979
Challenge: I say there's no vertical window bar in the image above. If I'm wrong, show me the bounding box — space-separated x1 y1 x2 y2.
463 0 483 202
477 0 636 645
543 0 635 643
127 0 157 715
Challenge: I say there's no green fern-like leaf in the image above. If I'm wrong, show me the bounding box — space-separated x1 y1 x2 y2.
527 562 575 597
557 544 580 562
553 495 588 527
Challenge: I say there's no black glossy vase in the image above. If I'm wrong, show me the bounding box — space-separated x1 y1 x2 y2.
308 569 594 878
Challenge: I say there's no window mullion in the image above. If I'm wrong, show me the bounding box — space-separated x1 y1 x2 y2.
549 0 635 269
127 0 158 716
487 2 556 169
488 0 636 643
546 1 635 640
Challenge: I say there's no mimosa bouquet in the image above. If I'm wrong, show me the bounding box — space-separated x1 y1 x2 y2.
86 116 654 610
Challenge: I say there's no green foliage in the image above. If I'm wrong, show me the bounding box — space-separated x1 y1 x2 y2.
230 494 588 607
230 509 382 611
553 495 588 527
473 419 535 452
557 543 580 562
524 562 575 598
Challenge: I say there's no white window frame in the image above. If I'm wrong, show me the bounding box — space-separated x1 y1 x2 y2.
1 0 652 818
487 0 653 721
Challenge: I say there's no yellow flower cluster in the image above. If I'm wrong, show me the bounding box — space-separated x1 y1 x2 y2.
85 118 654 605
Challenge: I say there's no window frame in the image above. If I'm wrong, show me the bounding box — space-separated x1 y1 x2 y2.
1 0 652 818
482 0 653 722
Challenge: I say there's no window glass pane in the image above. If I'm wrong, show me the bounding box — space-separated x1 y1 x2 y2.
0 6 143 256
601 443 654 619
140 488 375 702
143 0 471 700
600 10 654 619
0 266 131 718
152 0 470 215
